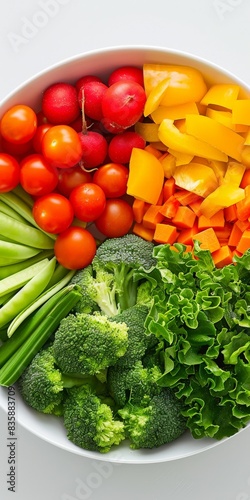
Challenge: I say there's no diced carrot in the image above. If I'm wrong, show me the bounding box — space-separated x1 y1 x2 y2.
177 224 199 245
144 144 163 159
228 221 243 247
236 229 250 253
163 177 175 201
214 222 232 242
212 245 233 268
192 227 221 253
159 196 180 219
174 190 202 206
132 199 147 224
133 222 154 241
154 223 178 244
156 188 164 205
236 219 250 231
143 205 165 229
224 204 237 222
198 209 225 230
240 169 250 188
172 206 197 229
236 185 250 221
189 198 204 216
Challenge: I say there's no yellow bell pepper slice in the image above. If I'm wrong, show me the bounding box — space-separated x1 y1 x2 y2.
168 149 193 166
158 118 228 162
143 64 207 106
199 183 245 218
223 161 245 186
208 160 228 184
232 100 250 125
173 162 218 197
185 114 245 161
151 102 199 123
143 78 170 117
134 122 159 142
206 108 248 133
200 84 240 109
127 148 164 204
160 153 176 178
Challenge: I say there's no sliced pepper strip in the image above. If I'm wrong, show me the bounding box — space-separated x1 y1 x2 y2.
158 118 228 162
185 114 245 162
200 84 240 109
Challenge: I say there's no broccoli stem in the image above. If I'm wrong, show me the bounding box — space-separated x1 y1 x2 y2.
114 266 138 311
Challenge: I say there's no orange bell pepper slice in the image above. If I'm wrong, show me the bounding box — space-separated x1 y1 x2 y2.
127 148 164 204
143 64 207 106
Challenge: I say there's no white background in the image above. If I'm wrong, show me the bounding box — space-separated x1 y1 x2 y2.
1 0 250 499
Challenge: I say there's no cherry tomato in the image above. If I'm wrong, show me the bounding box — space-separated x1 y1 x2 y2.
42 125 83 168
20 154 58 196
0 153 20 192
0 105 37 144
95 198 133 237
69 183 106 222
54 226 96 270
1 136 33 157
93 163 128 198
32 193 74 234
32 124 53 153
57 165 92 197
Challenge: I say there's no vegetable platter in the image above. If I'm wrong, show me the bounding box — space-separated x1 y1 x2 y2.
0 46 250 464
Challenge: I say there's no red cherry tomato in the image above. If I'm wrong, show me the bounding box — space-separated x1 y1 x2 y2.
69 183 106 222
57 165 92 197
32 124 53 153
20 154 58 196
54 226 96 270
1 136 33 157
93 163 128 198
32 193 74 234
0 153 20 192
42 125 82 168
0 105 37 144
95 198 133 238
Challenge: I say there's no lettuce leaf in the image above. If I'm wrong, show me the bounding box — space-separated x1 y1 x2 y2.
144 243 250 440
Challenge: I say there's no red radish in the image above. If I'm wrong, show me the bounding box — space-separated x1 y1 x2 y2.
42 82 80 124
78 130 108 169
101 81 146 128
108 131 146 163
78 81 108 121
75 75 103 93
108 66 144 87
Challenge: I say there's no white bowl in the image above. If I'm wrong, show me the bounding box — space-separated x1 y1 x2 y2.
0 45 249 464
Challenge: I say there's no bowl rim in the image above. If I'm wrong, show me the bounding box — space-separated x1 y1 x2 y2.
1 44 250 107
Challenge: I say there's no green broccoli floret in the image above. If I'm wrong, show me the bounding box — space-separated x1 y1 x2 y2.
95 234 156 312
110 305 155 368
63 384 125 453
70 234 156 316
18 346 98 416
53 312 128 376
107 360 163 408
119 389 187 449
69 264 119 316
